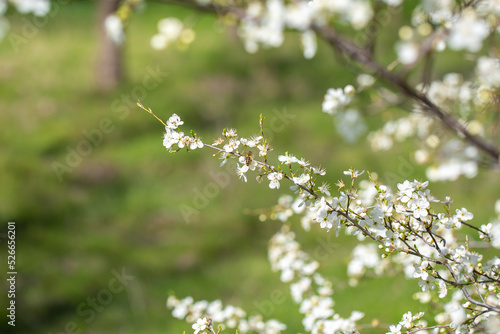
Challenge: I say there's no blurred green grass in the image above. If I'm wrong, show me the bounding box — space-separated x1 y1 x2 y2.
0 2 499 334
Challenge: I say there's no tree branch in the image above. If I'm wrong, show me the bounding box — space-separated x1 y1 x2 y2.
145 0 500 164
312 24 500 164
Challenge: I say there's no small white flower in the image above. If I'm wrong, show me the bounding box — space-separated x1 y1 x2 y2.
480 223 491 239
388 323 402 334
410 197 430 219
413 261 429 281
455 208 473 221
400 311 413 329
171 296 193 319
397 180 414 196
322 87 353 114
189 137 204 150
455 324 470 334
344 85 356 96
314 197 329 219
301 30 317 59
418 277 435 292
438 280 448 298
447 9 490 52
318 182 331 196
225 128 238 138
278 153 297 165
268 172 283 189
219 152 229 167
296 158 310 167
192 317 209 334
258 143 271 156
384 230 401 247
241 135 262 147
177 135 191 149
302 261 319 275
166 113 184 129
223 139 240 153
292 173 310 186
237 164 249 182
105 15 124 44
344 169 364 178
264 319 287 332
238 155 257 171
489 222 500 248
311 166 326 175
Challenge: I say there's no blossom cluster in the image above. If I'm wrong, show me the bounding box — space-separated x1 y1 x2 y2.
387 311 426 334
162 113 204 151
346 243 385 287
322 85 356 115
270 175 500 332
479 200 500 249
362 67 493 181
207 121 331 191
237 0 373 57
178 0 500 68
269 226 363 334
150 109 499 333
167 295 286 334
121 0 500 333
309 1 500 181
395 1 497 65
321 85 366 143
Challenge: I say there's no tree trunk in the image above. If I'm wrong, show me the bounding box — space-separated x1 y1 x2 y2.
96 0 123 92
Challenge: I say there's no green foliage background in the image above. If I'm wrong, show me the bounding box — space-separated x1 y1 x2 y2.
0 2 499 333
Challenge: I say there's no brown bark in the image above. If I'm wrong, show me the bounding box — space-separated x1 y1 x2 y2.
96 0 123 92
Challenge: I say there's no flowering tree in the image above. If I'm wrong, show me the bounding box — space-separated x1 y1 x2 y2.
5 0 500 333
111 0 500 333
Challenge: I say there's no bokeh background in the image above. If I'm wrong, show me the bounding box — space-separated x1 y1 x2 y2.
1 1 499 333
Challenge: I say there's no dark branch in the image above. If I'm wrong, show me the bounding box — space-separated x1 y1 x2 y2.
312 24 500 164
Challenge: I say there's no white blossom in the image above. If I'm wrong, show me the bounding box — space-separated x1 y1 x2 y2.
301 30 317 59
105 15 124 44
268 172 283 189
447 9 490 52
